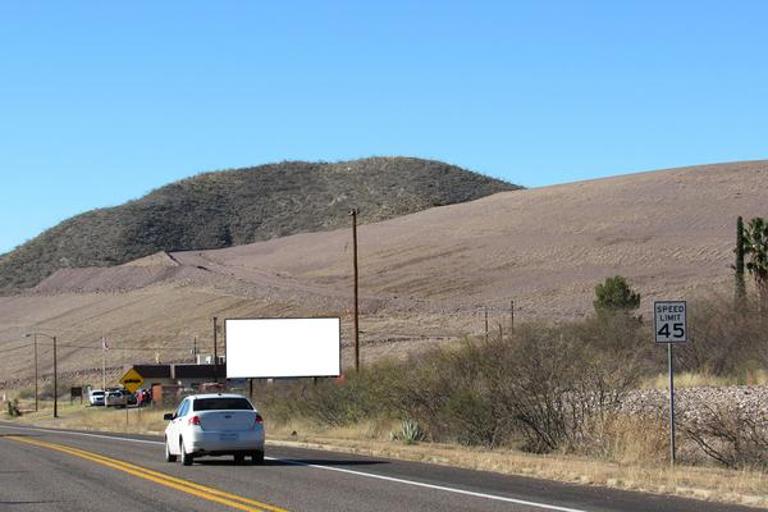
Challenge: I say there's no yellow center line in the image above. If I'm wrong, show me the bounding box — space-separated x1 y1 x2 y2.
5 435 289 512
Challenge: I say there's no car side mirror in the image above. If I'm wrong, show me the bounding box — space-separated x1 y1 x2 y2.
163 413 174 421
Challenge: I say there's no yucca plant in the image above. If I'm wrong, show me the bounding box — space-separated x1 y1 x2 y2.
743 217 768 307
390 417 426 444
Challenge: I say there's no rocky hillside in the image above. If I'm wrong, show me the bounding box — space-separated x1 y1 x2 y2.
0 160 765 381
0 157 517 290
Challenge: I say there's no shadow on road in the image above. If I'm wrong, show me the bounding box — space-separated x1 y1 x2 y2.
0 501 61 505
195 458 387 468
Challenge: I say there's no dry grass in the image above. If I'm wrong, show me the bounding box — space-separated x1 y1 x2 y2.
7 399 171 435
643 370 768 389
4 399 767 509
242 418 768 509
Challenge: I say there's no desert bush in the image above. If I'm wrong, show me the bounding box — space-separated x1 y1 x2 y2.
258 361 404 427
259 295 766 464
294 378 376 426
38 378 76 400
380 338 529 448
15 387 36 400
268 318 645 452
675 295 768 377
7 399 21 417
491 323 644 453
682 402 768 470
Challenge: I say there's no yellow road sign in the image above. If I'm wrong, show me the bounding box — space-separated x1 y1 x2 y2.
119 368 144 393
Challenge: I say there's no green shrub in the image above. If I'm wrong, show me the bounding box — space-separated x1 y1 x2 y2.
7 399 21 417
593 275 640 316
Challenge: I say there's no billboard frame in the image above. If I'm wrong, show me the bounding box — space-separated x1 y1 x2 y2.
224 317 342 380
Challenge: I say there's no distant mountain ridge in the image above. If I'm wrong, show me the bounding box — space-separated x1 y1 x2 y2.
0 157 518 290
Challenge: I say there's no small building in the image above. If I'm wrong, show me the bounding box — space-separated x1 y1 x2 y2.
173 364 226 389
131 364 172 388
121 363 226 391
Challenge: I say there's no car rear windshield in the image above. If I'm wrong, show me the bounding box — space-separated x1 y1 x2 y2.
91 391 104 396
193 398 253 411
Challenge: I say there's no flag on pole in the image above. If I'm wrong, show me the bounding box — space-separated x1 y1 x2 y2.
101 337 110 351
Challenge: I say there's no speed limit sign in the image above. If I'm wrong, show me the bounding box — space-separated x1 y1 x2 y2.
654 301 687 343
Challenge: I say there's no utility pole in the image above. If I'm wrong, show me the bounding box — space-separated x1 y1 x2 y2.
510 300 515 333
53 335 58 418
484 307 489 342
26 332 56 416
349 209 360 372
213 316 219 382
32 334 38 412
101 336 107 391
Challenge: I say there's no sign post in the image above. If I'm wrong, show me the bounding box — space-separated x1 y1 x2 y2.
654 300 688 466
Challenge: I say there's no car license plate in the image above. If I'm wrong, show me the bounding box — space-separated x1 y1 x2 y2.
220 433 238 441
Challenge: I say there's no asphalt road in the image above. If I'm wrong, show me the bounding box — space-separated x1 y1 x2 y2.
0 422 757 512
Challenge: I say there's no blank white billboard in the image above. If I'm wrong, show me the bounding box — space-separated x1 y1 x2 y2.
225 318 341 378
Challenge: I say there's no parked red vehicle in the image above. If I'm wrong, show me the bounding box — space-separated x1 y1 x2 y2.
135 388 152 407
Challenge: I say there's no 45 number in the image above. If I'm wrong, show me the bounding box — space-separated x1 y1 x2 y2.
658 323 685 338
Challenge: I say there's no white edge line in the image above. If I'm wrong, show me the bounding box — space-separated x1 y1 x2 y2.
275 458 588 512
0 424 588 512
0 424 163 445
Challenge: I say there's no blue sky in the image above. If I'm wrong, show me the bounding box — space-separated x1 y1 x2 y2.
1 1 766 254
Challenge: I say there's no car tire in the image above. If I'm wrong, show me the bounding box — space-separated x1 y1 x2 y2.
180 439 194 466
251 450 264 465
234 454 245 465
164 438 177 463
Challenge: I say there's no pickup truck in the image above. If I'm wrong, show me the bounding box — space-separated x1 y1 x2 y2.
104 390 127 407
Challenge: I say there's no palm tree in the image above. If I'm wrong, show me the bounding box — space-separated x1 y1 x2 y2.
743 217 768 306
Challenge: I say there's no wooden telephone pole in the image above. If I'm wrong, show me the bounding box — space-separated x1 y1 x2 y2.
349 209 360 372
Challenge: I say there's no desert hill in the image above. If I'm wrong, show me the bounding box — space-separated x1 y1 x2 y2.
0 157 516 291
1 160 766 387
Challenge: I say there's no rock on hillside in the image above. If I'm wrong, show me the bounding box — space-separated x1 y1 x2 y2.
0 157 518 290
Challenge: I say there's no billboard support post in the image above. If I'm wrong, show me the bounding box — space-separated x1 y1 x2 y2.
213 316 218 382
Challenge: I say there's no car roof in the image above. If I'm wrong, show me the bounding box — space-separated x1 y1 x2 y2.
186 393 248 400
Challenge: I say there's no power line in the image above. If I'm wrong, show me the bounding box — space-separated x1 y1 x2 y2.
55 343 193 351
0 342 34 355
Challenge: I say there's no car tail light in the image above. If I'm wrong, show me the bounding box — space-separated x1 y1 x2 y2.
254 413 263 426
188 415 201 426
